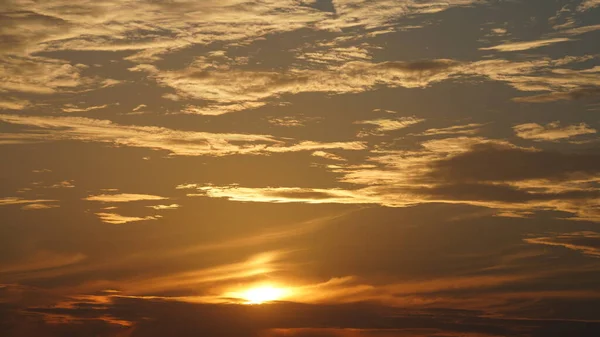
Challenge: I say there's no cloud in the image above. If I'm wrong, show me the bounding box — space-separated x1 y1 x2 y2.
428 144 600 183
95 212 161 224
479 38 572 52
0 197 57 207
84 193 167 203
21 203 60 210
525 232 600 257
0 56 91 94
415 123 483 136
189 139 600 221
62 104 109 113
355 117 424 136
578 0 600 11
312 151 347 161
147 204 181 210
0 97 30 110
0 114 364 156
130 59 461 114
0 251 86 274
513 122 596 141
189 186 378 205
512 87 600 103
129 55 600 113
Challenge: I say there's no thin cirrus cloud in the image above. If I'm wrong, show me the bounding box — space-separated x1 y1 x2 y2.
525 231 600 257
0 197 58 209
513 122 596 141
129 56 600 113
1 1 600 336
479 38 572 52
84 193 167 203
414 123 483 136
355 117 425 135
95 212 162 224
189 137 600 221
0 114 365 156
147 204 181 210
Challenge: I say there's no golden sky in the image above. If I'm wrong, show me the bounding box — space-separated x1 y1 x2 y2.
1 0 600 336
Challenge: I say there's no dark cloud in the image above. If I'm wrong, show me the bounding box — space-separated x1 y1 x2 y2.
9 298 600 337
525 231 600 257
376 59 461 73
417 183 600 203
428 144 600 183
513 87 600 103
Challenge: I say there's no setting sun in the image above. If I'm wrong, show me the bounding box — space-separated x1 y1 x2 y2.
240 285 289 304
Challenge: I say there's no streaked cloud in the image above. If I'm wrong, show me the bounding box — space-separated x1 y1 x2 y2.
0 114 364 156
131 59 460 114
148 204 181 210
355 117 424 136
512 87 600 103
312 151 347 161
513 122 596 141
0 197 57 207
21 203 60 210
0 97 30 110
95 212 161 224
480 38 572 52
84 193 167 203
525 232 600 257
578 0 600 11
0 251 86 274
415 123 483 136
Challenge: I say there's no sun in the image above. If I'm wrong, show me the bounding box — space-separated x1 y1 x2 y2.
240 285 288 304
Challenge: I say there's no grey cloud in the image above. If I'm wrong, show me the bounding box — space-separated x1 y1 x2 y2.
428 144 600 183
525 231 600 257
512 87 600 103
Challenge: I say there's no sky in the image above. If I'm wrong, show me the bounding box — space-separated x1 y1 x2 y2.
1 0 600 336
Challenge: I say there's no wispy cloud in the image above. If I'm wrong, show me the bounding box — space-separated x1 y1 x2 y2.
513 122 596 141
415 123 483 137
189 138 600 221
525 232 600 257
0 197 58 208
355 117 424 136
147 204 181 210
312 151 347 161
84 193 167 203
480 38 572 52
95 212 161 224
0 115 364 156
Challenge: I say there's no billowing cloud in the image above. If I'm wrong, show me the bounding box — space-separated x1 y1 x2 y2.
513 122 596 141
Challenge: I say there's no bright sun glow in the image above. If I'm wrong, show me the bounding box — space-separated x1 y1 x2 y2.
240 285 288 304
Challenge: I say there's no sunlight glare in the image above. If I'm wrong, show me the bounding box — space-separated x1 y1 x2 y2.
240 285 288 304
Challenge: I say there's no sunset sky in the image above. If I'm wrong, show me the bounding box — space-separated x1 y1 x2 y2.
1 0 600 336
